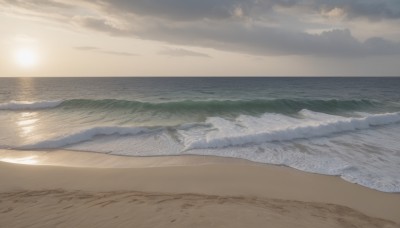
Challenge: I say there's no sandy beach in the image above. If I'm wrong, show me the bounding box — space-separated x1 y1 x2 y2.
0 150 399 228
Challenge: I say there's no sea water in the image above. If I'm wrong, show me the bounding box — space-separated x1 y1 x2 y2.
0 77 399 192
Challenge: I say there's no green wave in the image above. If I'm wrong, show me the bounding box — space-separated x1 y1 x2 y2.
59 98 384 115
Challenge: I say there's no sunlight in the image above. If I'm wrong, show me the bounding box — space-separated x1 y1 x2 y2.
17 114 38 136
14 48 39 68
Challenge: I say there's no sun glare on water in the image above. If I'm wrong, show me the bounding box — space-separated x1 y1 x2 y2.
14 48 39 68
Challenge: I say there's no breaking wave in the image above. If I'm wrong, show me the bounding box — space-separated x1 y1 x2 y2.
20 126 153 149
185 111 400 149
0 98 384 114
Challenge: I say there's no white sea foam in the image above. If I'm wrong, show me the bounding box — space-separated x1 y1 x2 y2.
8 110 400 193
20 126 151 149
63 121 400 192
0 100 63 110
185 110 400 149
67 131 184 156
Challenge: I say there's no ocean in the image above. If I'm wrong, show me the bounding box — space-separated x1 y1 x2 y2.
0 77 400 192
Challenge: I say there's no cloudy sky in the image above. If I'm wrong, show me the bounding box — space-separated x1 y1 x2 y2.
1 0 400 76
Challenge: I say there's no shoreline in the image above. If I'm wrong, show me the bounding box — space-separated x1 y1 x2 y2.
1 149 399 227
0 149 255 168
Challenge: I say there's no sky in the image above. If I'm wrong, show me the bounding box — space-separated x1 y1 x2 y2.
0 0 400 76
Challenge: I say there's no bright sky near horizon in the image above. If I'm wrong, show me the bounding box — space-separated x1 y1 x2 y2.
0 0 400 76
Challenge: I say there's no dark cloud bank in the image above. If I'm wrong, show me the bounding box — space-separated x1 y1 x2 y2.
2 0 400 57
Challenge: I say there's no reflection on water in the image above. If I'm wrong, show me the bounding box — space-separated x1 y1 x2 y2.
16 77 36 101
17 112 38 137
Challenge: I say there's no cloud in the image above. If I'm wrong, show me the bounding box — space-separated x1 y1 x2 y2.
159 48 210 58
1 0 73 11
98 0 298 21
2 0 400 57
100 50 137 56
96 0 400 21
78 17 400 57
314 0 400 21
2 0 399 21
0 0 77 21
74 46 137 56
75 46 98 51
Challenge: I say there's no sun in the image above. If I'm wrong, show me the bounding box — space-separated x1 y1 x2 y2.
14 48 39 68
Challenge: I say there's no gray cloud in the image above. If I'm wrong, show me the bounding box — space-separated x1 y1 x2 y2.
99 0 298 21
159 48 210 58
2 0 399 21
72 16 129 35
74 46 137 56
96 0 400 21
313 0 400 21
2 0 400 57
77 16 400 57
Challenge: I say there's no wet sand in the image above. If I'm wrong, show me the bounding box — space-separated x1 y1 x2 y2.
0 150 399 227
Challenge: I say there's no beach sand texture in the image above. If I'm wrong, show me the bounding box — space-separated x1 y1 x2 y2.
1 190 397 228
0 154 399 228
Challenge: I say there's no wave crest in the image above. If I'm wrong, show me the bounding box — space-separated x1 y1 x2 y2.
185 111 400 149
20 126 151 149
0 98 382 114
